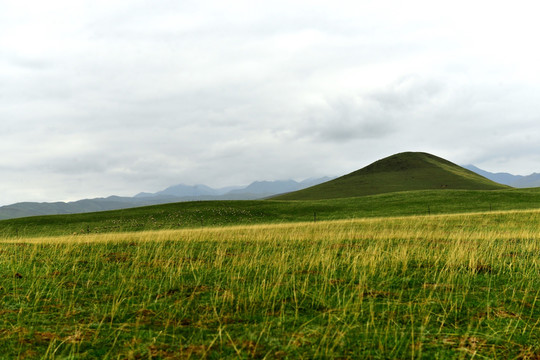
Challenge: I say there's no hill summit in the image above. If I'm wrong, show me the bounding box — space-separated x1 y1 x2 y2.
273 152 509 200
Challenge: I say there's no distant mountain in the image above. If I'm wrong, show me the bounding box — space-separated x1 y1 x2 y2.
274 152 508 200
135 184 241 198
463 165 540 188
299 177 335 188
227 178 335 198
229 180 299 196
0 177 333 220
0 196 175 220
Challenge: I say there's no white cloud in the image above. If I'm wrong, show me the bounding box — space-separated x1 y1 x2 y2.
1 0 540 204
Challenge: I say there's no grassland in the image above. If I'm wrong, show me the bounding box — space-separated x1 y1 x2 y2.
2 209 540 358
2 188 540 239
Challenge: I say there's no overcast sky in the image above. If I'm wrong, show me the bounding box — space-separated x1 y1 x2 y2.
2 0 540 205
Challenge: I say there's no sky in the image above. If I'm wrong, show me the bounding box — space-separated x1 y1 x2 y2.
2 0 540 205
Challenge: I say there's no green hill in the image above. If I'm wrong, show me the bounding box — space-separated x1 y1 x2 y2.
273 152 509 200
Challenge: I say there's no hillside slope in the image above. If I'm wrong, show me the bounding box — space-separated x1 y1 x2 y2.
273 152 509 200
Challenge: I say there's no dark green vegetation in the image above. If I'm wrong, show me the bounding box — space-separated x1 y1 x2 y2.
2 188 540 238
274 152 508 200
2 212 540 358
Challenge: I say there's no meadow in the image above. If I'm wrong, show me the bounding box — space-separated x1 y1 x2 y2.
3 188 540 238
2 209 540 358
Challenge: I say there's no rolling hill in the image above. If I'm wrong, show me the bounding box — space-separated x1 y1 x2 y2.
3 188 540 238
273 152 509 200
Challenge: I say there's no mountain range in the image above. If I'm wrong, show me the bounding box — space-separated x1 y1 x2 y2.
0 177 333 220
463 165 540 188
2 153 540 220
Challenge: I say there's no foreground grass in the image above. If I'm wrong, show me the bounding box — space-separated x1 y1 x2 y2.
2 210 540 358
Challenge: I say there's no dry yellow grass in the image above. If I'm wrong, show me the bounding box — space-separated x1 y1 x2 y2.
4 208 540 245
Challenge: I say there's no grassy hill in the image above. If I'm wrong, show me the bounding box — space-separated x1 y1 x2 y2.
3 188 540 238
273 152 509 200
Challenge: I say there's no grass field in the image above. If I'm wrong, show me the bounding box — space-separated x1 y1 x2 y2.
3 188 540 239
2 209 540 358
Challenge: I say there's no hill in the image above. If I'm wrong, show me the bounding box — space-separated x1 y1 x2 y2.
273 152 509 200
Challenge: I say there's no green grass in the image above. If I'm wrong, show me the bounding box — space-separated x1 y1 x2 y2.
1 171 539 358
274 152 508 200
2 152 539 358
2 211 540 358
2 188 540 238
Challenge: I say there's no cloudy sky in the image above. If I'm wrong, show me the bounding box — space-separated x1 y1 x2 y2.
2 0 540 205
